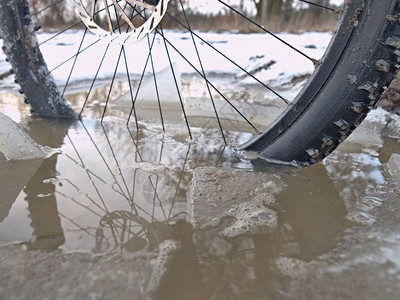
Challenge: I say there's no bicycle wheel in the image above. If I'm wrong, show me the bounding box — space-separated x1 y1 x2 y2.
0 0 398 166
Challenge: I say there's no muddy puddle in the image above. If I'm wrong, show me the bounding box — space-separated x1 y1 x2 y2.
1 84 400 299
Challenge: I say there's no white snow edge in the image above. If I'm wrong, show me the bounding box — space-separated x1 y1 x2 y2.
0 111 49 160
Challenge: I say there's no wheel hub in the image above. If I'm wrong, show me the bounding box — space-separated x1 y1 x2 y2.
74 0 170 44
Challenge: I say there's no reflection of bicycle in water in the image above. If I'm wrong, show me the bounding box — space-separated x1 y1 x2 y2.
0 109 391 298
93 210 166 253
88 165 352 299
1 0 399 166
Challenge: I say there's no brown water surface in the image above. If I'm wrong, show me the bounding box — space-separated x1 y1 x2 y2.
1 89 400 299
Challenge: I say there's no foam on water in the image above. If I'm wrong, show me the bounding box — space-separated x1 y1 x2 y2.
275 256 308 278
346 211 376 226
221 199 278 238
146 240 180 293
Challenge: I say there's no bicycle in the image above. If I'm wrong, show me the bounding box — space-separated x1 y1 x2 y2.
0 0 399 166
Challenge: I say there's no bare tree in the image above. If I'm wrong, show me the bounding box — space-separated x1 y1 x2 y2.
253 0 283 24
30 0 71 28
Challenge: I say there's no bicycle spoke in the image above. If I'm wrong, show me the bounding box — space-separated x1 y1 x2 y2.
39 21 83 46
178 0 227 143
57 212 97 238
111 1 141 128
126 127 188 224
60 189 105 218
101 124 132 199
90 0 97 19
80 122 135 202
126 0 156 11
146 33 165 131
156 29 259 134
59 189 138 239
217 0 317 64
31 0 65 16
48 39 100 74
166 12 289 105
128 1 256 134
125 4 192 136
38 0 124 46
103 0 114 33
148 174 168 221
167 143 190 220
129 173 163 220
79 44 110 118
159 26 192 140
66 133 115 210
66 134 86 168
110 1 140 129
122 47 140 131
150 175 159 221
112 1 123 33
113 0 136 30
215 145 227 167
127 31 158 125
101 46 124 121
299 0 339 13
78 3 135 117
127 126 144 162
62 28 88 97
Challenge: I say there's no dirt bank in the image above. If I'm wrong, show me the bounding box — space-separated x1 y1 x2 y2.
379 71 400 115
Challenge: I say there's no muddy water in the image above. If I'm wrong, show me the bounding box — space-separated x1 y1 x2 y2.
1 89 400 299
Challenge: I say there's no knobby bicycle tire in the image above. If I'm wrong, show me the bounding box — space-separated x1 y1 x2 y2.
0 0 75 119
0 0 399 166
241 0 400 165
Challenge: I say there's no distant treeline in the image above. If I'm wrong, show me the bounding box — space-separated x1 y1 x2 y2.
30 0 340 33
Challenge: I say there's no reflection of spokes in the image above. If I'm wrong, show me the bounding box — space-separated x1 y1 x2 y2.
74 0 170 44
54 119 198 253
94 210 155 253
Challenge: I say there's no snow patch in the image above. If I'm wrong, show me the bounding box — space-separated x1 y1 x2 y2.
1 30 332 93
0 111 55 160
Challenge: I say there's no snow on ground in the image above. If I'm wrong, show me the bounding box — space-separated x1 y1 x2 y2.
1 28 399 136
0 30 331 91
183 0 344 15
